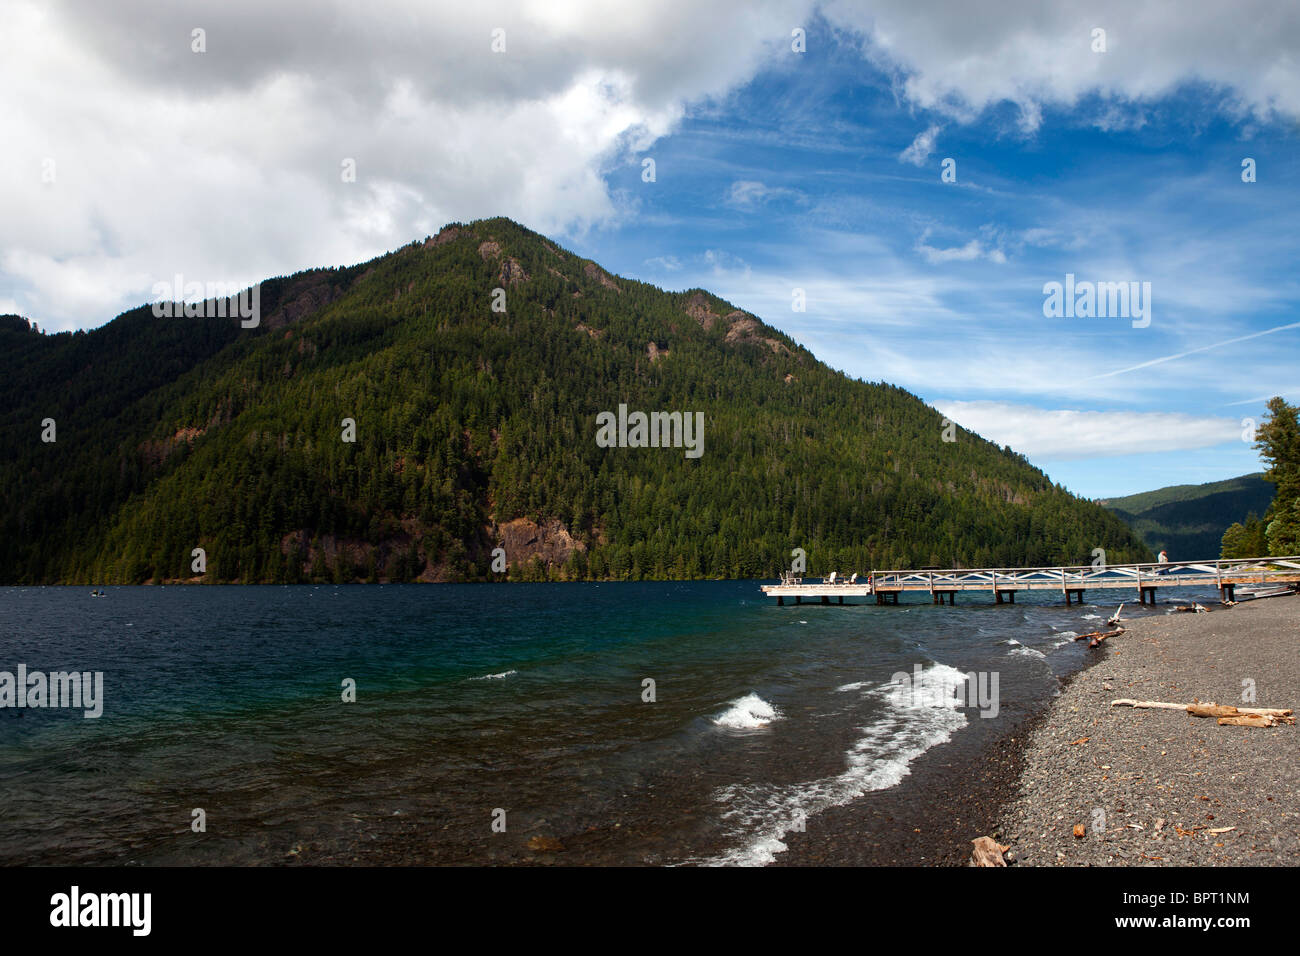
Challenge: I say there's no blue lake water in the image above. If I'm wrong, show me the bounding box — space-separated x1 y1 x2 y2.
0 581 1214 865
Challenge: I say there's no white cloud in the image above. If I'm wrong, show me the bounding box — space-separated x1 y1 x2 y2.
914 225 1007 265
933 400 1243 460
916 238 1006 264
899 124 942 166
918 239 981 263
825 0 1300 128
5 0 1299 333
0 0 816 330
702 248 753 280
724 179 801 208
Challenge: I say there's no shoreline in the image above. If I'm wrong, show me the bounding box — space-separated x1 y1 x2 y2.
994 596 1300 866
771 647 1105 867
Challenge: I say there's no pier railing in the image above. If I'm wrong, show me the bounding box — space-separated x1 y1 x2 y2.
869 556 1300 592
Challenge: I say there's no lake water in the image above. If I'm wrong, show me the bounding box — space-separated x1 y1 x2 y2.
0 581 1211 866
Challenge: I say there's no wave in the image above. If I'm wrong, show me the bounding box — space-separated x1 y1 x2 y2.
1081 613 1101 620
835 681 869 693
468 669 517 681
700 663 969 866
712 693 783 730
1005 638 1047 657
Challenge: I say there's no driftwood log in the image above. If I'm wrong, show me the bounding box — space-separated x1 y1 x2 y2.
1074 628 1124 647
1111 699 1294 726
971 836 1009 867
1218 714 1282 727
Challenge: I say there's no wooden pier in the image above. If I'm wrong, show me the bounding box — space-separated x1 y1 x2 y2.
761 557 1300 606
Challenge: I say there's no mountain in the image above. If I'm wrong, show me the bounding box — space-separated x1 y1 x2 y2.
0 217 1151 584
1099 473 1274 560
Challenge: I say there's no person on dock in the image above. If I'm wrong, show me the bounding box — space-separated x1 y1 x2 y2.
1157 549 1169 575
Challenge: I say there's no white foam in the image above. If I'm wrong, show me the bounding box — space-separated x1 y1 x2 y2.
835 681 869 693
469 669 517 681
1010 645 1046 659
1081 613 1101 621
700 663 969 866
713 693 783 730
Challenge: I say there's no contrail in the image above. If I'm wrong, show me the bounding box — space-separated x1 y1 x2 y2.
1085 321 1300 381
1225 388 1300 407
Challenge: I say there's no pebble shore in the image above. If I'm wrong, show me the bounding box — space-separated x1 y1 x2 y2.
996 595 1300 866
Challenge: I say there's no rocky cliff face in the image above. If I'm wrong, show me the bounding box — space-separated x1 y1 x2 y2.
493 517 587 569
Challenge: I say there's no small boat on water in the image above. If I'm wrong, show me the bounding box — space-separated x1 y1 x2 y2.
89 589 105 597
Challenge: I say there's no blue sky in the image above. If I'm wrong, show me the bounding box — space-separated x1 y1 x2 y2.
4 1 1299 499
563 35 1299 498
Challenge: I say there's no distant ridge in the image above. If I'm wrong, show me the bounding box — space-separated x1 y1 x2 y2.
1101 473 1273 559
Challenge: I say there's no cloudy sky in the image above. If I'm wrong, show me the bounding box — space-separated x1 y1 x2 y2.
4 0 1299 497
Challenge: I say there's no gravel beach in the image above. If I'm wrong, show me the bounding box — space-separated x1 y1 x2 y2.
997 595 1300 866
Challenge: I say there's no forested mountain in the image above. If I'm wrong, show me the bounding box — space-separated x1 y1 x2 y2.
0 217 1150 584
1099 473 1273 560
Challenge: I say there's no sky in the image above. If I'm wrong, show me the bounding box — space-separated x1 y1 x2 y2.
3 0 1299 498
